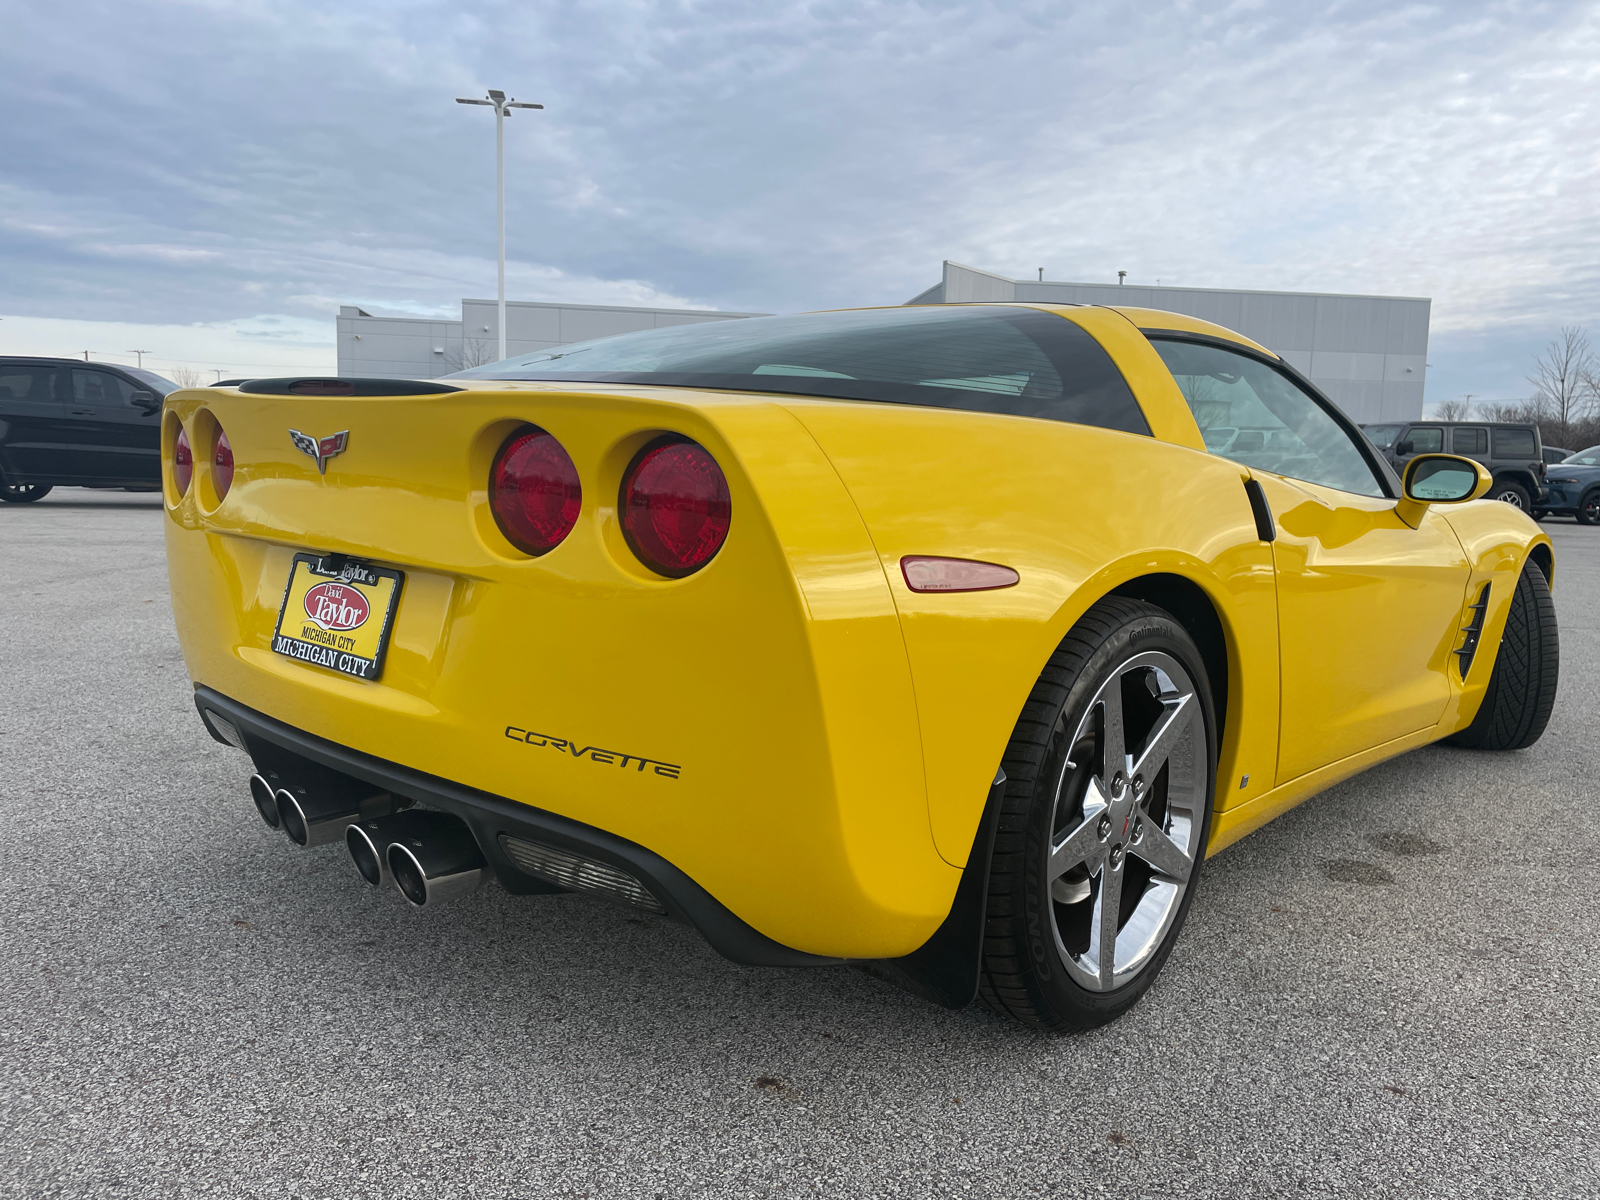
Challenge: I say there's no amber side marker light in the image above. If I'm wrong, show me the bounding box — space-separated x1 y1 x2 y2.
901 556 1019 593
213 428 234 499
490 425 582 555
174 426 194 495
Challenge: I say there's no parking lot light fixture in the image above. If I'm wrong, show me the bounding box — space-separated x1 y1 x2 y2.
456 89 545 363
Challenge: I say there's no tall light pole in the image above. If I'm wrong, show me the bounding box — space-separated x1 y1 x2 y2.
456 89 544 363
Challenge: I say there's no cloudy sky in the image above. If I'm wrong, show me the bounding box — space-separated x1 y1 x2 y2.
2 0 1597 403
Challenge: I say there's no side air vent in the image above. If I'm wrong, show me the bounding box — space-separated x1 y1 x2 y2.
499 834 667 914
1454 583 1492 678
237 377 464 396
1243 479 1276 542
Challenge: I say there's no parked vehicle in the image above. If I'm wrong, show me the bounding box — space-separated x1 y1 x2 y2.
0 357 174 502
166 304 1557 1032
1362 419 1544 510
1542 446 1572 466
1535 445 1600 525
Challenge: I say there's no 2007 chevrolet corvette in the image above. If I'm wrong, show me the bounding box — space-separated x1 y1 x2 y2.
164 302 1558 1031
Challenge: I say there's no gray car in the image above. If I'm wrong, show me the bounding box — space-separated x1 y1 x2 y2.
1362 420 1545 510
1536 445 1600 525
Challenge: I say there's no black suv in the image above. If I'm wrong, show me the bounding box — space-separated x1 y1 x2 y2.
0 357 174 502
1362 420 1545 510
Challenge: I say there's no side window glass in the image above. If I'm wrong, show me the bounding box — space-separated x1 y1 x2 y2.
72 369 136 407
1451 427 1487 455
1151 338 1385 497
0 367 60 403
1493 428 1536 457
1407 427 1443 453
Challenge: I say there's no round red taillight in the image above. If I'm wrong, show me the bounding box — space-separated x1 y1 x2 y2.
490 426 582 555
174 426 193 495
620 437 731 578
213 428 234 500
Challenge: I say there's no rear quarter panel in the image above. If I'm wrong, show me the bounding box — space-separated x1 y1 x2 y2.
782 401 1280 865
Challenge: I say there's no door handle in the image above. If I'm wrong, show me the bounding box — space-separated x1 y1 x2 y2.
71 408 95 416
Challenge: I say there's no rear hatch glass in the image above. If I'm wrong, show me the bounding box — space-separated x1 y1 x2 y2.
448 305 1150 435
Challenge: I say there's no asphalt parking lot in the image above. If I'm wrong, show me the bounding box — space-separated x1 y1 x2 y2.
2 491 1596 1200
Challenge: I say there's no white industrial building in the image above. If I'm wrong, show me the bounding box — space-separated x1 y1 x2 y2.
336 298 768 379
912 263 1431 424
337 260 1430 424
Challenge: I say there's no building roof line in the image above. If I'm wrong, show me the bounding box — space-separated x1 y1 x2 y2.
1021 280 1431 304
461 298 770 317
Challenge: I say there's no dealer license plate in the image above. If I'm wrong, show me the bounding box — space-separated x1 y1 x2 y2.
271 553 404 682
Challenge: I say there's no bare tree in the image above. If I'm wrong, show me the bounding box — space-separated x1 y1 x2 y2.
1479 399 1533 423
1431 398 1471 421
1528 326 1598 448
1176 374 1229 426
169 366 208 388
443 337 500 375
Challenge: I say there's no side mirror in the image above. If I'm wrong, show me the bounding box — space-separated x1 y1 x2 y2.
1395 439 1414 456
131 390 160 414
1395 454 1493 528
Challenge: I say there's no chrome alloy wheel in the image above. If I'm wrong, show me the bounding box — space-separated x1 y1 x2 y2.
1044 649 1208 992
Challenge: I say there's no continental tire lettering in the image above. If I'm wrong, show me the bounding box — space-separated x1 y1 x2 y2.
1026 902 1053 980
504 724 680 780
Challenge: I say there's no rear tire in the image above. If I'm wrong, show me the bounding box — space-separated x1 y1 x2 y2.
1448 562 1558 751
0 482 52 504
1577 489 1600 526
977 597 1216 1032
1488 479 1530 509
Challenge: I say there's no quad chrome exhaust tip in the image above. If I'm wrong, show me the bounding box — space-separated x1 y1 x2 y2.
345 816 398 889
345 810 487 907
275 789 355 847
248 774 282 830
246 770 401 847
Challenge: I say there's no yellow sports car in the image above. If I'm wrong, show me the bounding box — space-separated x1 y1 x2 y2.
163 302 1558 1031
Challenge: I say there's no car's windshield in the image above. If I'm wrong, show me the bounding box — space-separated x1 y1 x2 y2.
448 305 1152 435
1560 445 1600 466
1363 423 1405 449
125 367 179 396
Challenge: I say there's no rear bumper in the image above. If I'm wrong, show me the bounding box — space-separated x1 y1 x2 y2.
195 685 840 968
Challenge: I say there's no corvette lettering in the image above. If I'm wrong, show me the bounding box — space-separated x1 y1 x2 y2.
505 726 681 779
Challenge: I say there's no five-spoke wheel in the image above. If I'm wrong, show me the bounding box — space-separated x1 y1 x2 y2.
1044 649 1207 993
979 596 1216 1031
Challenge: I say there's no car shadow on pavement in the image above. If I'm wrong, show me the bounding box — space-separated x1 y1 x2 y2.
215 826 1037 1057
